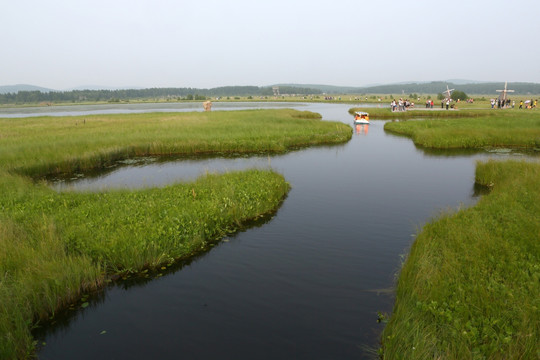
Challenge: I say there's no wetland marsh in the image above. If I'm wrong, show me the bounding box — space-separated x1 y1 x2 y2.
1 102 538 359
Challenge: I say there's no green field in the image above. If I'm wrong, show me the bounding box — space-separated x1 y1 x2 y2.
1 109 349 177
0 109 352 359
359 108 540 359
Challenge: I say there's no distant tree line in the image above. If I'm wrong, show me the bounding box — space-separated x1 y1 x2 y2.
0 86 322 104
3 82 538 105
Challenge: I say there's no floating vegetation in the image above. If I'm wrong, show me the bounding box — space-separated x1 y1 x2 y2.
485 148 512 154
117 156 158 165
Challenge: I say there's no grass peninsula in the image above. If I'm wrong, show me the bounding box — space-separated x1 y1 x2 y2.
0 109 352 359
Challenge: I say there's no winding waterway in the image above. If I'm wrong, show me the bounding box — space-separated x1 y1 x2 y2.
31 102 528 359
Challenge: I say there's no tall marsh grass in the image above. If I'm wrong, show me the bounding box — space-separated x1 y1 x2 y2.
381 161 540 359
0 109 351 358
365 107 540 358
0 213 103 359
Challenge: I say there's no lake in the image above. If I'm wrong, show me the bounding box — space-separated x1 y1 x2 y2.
0 101 307 118
33 102 526 359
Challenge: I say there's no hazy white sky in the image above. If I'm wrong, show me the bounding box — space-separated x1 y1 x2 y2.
2 0 539 89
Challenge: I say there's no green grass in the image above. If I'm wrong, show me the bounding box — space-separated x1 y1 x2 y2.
349 107 540 149
381 160 540 359
359 106 540 358
0 109 352 359
0 109 350 177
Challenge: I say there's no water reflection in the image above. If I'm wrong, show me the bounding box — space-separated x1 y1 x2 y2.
355 123 369 135
47 145 349 192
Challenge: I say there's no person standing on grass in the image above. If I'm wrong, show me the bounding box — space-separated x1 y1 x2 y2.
519 100 523 109
446 99 450 110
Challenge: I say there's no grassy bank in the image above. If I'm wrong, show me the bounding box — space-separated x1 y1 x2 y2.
381 160 540 359
0 109 352 358
368 106 540 358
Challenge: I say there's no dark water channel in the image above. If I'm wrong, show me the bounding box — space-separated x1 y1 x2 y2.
34 103 527 359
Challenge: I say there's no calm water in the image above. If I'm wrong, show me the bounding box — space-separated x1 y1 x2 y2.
0 101 303 118
34 103 526 359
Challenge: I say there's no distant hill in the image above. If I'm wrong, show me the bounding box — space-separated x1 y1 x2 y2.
272 80 493 94
0 84 55 94
359 81 540 95
444 79 491 85
273 84 363 94
0 84 145 93
275 81 540 95
65 85 145 91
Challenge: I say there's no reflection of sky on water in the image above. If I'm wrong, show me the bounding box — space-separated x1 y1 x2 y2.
54 155 276 191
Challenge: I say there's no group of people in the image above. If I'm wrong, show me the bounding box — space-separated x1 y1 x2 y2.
385 95 538 111
390 98 414 111
491 98 513 109
518 100 537 109
442 98 456 110
490 99 538 109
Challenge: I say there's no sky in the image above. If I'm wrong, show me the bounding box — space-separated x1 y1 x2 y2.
2 0 539 90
